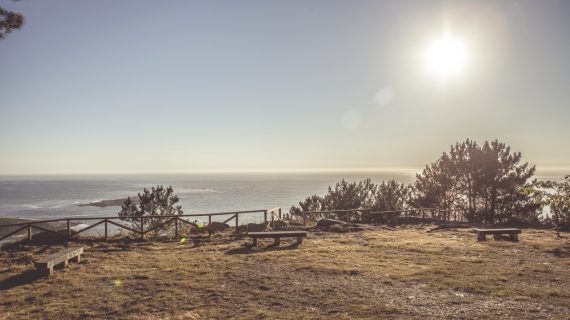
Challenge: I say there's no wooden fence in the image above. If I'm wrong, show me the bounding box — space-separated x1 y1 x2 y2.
0 206 465 245
0 209 277 243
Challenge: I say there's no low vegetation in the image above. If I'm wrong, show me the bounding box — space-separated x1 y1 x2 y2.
1 227 568 319
533 176 570 231
119 186 183 232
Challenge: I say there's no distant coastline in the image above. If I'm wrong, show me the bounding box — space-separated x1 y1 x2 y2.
78 197 139 208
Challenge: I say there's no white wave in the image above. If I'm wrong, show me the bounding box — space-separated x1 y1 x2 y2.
50 203 70 208
177 188 218 194
22 205 41 209
71 224 90 230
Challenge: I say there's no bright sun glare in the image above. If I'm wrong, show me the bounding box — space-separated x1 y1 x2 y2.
423 34 469 80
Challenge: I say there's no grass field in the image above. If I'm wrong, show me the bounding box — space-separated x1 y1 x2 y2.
1 226 569 319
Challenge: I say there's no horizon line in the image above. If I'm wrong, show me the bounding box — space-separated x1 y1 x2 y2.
0 167 423 176
0 165 568 176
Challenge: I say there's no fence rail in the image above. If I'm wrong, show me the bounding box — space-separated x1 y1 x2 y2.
0 209 277 243
0 207 467 245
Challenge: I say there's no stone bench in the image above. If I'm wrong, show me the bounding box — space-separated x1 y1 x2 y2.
475 228 521 241
34 247 83 276
247 231 307 246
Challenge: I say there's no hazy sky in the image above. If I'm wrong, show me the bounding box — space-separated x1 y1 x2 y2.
1 0 569 174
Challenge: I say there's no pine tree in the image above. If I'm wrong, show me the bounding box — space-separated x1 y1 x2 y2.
0 4 23 39
118 185 183 232
413 139 538 223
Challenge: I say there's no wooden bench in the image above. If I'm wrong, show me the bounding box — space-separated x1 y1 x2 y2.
247 231 307 246
34 247 83 276
475 228 521 241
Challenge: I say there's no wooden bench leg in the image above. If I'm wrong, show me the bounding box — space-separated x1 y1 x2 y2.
47 267 54 276
253 238 258 247
510 234 518 241
274 237 280 246
296 237 303 245
75 254 81 263
477 233 486 241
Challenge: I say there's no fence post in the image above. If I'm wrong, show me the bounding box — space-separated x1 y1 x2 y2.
208 215 212 237
104 219 108 241
175 218 178 237
303 212 307 227
27 224 31 240
67 219 71 238
235 213 239 234
279 208 282 220
140 217 144 240
264 210 268 223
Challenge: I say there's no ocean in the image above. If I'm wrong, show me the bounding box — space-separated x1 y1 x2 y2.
0 171 417 225
0 169 565 225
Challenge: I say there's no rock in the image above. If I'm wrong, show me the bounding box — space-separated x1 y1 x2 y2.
329 224 350 233
78 197 139 207
236 225 248 234
206 222 230 232
328 223 369 233
246 222 271 232
317 219 345 227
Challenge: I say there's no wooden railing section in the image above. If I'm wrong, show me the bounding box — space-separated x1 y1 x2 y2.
0 206 464 244
0 208 281 243
267 207 282 223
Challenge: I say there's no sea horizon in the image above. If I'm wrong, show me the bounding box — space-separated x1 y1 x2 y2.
1 168 567 222
0 170 420 222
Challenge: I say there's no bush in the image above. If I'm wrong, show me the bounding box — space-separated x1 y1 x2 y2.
534 176 570 231
289 178 410 223
119 185 183 232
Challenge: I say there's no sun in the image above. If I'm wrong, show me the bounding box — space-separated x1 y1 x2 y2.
422 34 469 80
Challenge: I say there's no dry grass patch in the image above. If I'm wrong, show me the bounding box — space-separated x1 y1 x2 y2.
1 227 569 319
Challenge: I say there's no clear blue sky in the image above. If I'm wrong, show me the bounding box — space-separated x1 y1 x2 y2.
1 0 569 174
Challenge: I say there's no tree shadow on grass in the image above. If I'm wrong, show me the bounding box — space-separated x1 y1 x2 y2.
0 269 43 291
225 243 300 255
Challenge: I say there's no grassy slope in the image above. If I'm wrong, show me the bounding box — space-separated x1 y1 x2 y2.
0 227 569 319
